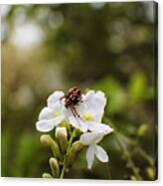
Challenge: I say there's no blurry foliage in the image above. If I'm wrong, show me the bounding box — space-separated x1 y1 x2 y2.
1 2 157 180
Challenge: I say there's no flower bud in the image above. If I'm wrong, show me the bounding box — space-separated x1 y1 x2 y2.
40 134 51 145
49 157 60 178
40 134 60 158
55 127 68 153
42 172 53 178
72 141 84 152
55 127 67 139
67 140 84 166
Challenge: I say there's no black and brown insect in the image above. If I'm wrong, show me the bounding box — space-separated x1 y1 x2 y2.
60 87 83 118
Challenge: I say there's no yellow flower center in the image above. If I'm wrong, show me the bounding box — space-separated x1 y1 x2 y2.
53 112 61 117
83 113 93 121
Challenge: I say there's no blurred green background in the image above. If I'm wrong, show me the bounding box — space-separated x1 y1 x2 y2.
1 2 157 180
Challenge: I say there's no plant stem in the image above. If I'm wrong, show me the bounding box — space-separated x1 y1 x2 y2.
60 129 77 178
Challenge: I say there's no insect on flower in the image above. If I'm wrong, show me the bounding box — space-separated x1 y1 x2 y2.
60 87 83 118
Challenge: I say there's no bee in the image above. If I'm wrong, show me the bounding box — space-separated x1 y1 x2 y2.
60 87 82 118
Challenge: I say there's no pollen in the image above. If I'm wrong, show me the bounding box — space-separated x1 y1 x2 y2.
53 112 61 117
83 113 93 121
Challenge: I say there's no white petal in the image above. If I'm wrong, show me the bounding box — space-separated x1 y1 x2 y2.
75 101 87 115
47 91 64 108
84 90 107 122
84 90 106 107
95 145 109 162
36 120 55 132
63 101 86 120
86 145 95 169
62 107 73 118
80 132 104 145
36 116 64 132
83 90 95 101
88 122 113 134
38 107 54 120
93 111 104 122
69 116 87 132
52 101 64 112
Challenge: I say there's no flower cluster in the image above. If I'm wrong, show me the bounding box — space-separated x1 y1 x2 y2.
36 88 113 176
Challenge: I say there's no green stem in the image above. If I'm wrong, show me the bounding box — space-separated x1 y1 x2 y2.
60 129 77 178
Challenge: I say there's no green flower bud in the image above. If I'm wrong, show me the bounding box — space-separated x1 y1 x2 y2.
55 127 68 153
40 134 60 158
40 134 51 145
67 141 84 166
72 141 84 151
49 157 60 178
42 172 53 178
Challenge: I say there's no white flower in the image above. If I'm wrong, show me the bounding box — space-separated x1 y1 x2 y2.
67 90 108 132
36 89 112 134
80 126 113 169
36 88 113 170
36 91 66 132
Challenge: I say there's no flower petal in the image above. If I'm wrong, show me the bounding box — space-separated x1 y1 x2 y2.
83 90 95 101
52 101 64 113
36 120 55 132
86 145 95 169
47 91 64 109
36 116 64 132
87 122 113 134
84 90 107 122
84 90 106 109
80 132 104 145
95 145 109 162
69 116 87 132
38 107 54 120
63 101 86 118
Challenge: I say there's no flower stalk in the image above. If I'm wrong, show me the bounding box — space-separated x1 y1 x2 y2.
59 129 77 178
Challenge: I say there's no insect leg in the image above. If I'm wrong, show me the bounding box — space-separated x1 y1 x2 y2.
72 106 81 118
70 107 77 117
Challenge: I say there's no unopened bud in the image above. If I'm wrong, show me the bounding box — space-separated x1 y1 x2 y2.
40 134 51 145
55 127 67 139
67 140 84 166
49 157 60 178
40 134 60 158
72 141 84 152
42 172 53 178
55 127 68 153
